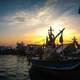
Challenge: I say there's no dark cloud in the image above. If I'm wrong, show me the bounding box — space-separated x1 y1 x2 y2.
0 0 45 16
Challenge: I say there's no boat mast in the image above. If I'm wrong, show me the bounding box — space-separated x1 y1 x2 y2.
46 27 65 48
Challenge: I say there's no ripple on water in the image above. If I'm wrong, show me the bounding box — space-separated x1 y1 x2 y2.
0 55 30 80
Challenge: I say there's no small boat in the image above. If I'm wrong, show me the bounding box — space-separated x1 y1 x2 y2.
30 59 80 80
29 27 80 79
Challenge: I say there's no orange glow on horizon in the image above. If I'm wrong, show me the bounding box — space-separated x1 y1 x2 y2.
1 16 80 46
0 27 80 46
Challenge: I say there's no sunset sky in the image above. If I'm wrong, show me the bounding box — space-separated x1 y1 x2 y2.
0 0 80 46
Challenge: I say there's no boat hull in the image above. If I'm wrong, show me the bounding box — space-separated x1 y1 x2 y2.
30 65 80 80
29 60 80 80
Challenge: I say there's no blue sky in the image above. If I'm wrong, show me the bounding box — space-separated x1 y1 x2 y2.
0 0 80 45
0 0 45 16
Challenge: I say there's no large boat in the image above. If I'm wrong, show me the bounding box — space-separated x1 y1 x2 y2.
29 27 80 79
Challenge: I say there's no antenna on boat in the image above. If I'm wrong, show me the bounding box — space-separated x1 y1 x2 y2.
48 26 54 36
49 26 55 47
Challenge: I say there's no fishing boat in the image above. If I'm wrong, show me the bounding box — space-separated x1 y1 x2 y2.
29 27 80 79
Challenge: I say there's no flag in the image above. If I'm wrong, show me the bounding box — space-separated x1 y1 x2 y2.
59 32 63 43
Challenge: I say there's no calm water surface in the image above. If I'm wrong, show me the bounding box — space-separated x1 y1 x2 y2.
0 55 30 80
0 55 79 80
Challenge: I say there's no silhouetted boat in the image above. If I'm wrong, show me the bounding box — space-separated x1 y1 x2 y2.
29 27 80 79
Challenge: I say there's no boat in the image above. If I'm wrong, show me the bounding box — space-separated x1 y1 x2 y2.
29 27 80 79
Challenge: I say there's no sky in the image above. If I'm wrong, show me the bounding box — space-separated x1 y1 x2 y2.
0 0 80 46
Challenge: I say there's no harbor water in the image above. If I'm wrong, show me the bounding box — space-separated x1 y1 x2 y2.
0 55 80 80
0 55 30 80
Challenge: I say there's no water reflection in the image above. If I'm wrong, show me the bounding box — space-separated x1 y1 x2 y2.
0 55 30 80
0 55 79 80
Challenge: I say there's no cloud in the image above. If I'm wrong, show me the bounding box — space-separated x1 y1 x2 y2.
0 0 80 45
0 1 80 35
